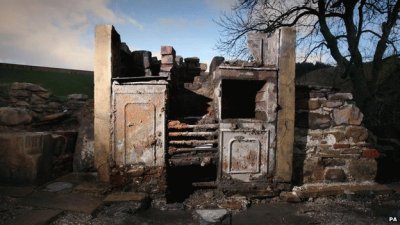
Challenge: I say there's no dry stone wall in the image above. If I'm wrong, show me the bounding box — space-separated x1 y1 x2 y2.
0 82 90 184
293 86 379 184
0 82 89 129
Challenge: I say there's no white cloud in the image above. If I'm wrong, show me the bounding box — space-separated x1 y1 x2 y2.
204 0 235 11
0 0 142 70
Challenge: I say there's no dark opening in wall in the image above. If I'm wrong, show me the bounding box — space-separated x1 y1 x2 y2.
166 164 217 203
221 79 266 119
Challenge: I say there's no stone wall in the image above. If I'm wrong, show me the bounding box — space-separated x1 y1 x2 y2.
0 82 88 130
0 131 77 184
293 86 379 184
0 82 91 184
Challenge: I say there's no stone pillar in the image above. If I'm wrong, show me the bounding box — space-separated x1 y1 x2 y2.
275 27 296 182
94 25 121 182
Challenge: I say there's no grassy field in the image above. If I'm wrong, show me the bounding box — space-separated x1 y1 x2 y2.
0 67 93 98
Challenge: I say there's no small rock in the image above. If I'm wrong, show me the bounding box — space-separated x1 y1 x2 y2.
9 89 30 98
0 107 32 125
11 82 47 92
67 94 88 101
45 182 73 192
325 168 347 182
31 104 45 112
328 92 353 101
309 112 331 129
323 100 343 108
30 93 47 105
195 209 231 225
219 195 249 210
15 101 30 107
280 191 301 202
35 91 50 99
333 105 363 125
345 126 368 142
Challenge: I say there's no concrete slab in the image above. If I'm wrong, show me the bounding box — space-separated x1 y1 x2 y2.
0 186 34 198
21 191 103 214
104 192 148 203
5 209 62 225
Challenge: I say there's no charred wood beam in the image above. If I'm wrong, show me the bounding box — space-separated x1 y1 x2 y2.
168 131 217 137
168 156 217 167
168 147 218 155
169 140 218 145
168 122 219 130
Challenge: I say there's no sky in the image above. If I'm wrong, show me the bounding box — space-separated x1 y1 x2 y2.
0 0 236 71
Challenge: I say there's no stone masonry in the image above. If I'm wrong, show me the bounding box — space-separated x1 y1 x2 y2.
293 86 378 184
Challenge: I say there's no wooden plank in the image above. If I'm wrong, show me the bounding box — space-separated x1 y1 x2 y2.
276 27 296 182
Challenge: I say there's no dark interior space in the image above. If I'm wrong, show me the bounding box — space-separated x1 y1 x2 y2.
376 138 400 183
221 79 266 119
168 87 213 120
166 164 217 203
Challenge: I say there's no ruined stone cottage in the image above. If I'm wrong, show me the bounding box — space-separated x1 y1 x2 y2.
93 25 378 199
0 25 378 200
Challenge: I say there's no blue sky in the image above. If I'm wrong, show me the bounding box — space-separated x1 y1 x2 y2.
0 0 235 70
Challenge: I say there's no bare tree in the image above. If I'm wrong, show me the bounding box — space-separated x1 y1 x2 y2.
216 0 400 109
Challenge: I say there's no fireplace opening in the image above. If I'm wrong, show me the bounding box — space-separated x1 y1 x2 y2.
221 79 267 119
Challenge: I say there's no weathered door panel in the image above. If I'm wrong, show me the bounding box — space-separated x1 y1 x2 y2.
220 127 270 182
112 83 167 167
229 138 261 174
125 103 156 165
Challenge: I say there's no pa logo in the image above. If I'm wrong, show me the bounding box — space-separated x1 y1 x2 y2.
389 217 398 222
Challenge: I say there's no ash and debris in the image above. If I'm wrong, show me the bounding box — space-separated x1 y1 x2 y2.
0 196 33 223
1 187 399 225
